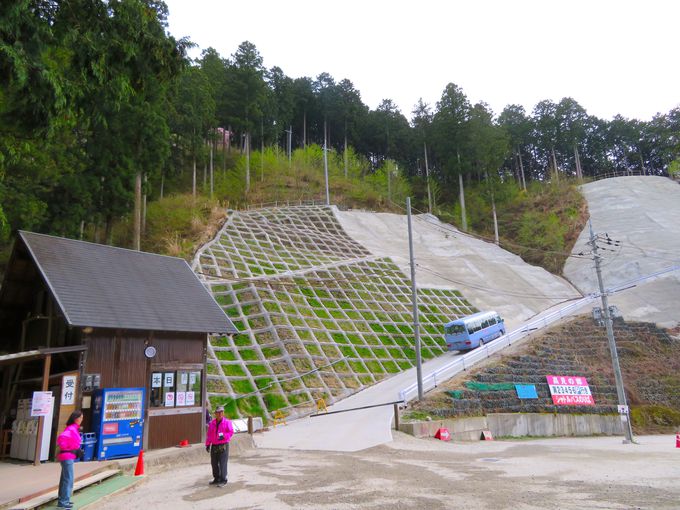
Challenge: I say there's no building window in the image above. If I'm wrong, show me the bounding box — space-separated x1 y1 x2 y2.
150 370 202 408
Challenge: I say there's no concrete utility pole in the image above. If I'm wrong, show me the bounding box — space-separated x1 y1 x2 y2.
287 126 292 166
588 220 634 443
406 197 424 400
323 119 330 205
424 142 432 214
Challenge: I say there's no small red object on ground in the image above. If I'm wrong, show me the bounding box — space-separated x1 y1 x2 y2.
134 449 145 476
434 428 451 441
481 430 494 441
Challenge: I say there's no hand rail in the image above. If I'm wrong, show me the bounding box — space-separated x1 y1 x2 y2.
398 295 597 403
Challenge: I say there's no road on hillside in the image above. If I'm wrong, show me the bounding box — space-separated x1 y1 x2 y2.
97 434 680 510
252 350 463 451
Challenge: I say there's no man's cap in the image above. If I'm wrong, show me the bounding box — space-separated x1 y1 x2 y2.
215 406 224 412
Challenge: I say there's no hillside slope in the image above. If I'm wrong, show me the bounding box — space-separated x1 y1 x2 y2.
193 206 479 419
335 210 581 331
564 176 680 328
192 204 586 420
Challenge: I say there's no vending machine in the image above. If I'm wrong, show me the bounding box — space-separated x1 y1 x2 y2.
91 388 145 460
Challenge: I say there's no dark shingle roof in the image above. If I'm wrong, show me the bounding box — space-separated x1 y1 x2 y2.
19 231 237 334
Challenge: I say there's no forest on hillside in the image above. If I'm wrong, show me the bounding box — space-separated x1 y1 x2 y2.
2 0 679 253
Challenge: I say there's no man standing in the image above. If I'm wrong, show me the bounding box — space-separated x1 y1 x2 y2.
205 406 234 486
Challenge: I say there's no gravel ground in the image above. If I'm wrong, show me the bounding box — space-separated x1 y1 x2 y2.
96 433 680 510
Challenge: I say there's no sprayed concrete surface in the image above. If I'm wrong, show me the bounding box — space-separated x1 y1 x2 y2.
334 209 581 332
564 176 680 328
95 433 680 510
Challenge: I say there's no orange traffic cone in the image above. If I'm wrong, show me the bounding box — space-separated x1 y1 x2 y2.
676 434 680 449
134 449 145 476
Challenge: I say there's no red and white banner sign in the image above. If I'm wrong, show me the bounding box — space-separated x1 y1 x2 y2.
546 375 595 406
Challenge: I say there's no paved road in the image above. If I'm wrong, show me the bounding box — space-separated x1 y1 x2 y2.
97 434 680 510
253 350 463 451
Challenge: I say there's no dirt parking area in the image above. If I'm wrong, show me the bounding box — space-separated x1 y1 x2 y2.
96 433 680 509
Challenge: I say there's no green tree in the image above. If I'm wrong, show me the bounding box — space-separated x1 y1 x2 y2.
225 41 267 192
431 83 471 227
498 104 531 188
412 98 434 212
168 65 215 197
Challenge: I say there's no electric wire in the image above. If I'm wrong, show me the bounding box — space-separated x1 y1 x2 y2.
414 264 582 301
387 199 592 260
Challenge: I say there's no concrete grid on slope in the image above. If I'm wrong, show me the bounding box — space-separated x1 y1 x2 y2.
192 205 477 420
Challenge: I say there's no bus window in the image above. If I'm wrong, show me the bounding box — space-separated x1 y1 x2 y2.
445 324 466 335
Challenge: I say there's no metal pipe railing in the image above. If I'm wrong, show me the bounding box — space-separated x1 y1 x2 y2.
398 264 680 403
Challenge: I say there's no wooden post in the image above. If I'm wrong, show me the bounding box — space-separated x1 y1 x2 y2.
34 354 51 466
393 403 400 431
247 416 253 435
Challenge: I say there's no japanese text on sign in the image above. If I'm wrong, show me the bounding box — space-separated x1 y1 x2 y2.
61 375 77 405
31 391 54 417
546 375 594 406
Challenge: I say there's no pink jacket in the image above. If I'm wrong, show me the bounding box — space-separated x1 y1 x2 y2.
57 423 82 461
205 417 234 446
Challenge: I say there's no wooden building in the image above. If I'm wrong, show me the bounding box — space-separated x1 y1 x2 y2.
0 231 236 454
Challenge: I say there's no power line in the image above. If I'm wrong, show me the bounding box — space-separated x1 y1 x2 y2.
415 264 582 301
388 199 591 260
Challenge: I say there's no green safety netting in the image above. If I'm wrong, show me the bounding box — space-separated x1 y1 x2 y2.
464 381 516 391
446 390 464 399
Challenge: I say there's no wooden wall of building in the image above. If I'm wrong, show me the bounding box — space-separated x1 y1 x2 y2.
148 411 203 449
82 329 205 388
82 328 206 450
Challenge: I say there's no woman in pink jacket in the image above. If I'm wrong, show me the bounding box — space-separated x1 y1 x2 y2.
56 411 83 508
205 406 234 487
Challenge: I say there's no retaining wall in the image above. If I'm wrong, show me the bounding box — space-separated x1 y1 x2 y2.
400 413 624 440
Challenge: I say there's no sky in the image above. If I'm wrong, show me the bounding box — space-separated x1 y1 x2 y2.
162 0 679 122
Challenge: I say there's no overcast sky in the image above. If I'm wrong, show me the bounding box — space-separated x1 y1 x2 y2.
163 0 679 122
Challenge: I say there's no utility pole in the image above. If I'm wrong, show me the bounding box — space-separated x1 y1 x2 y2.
407 197 424 400
323 119 330 205
424 142 432 214
589 220 634 443
287 125 292 166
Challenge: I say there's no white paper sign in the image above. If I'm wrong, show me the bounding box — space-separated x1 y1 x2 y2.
31 391 54 417
189 372 196 385
185 391 195 406
61 375 77 405
164 372 174 388
176 392 186 406
165 392 175 407
151 373 162 388
180 372 188 385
